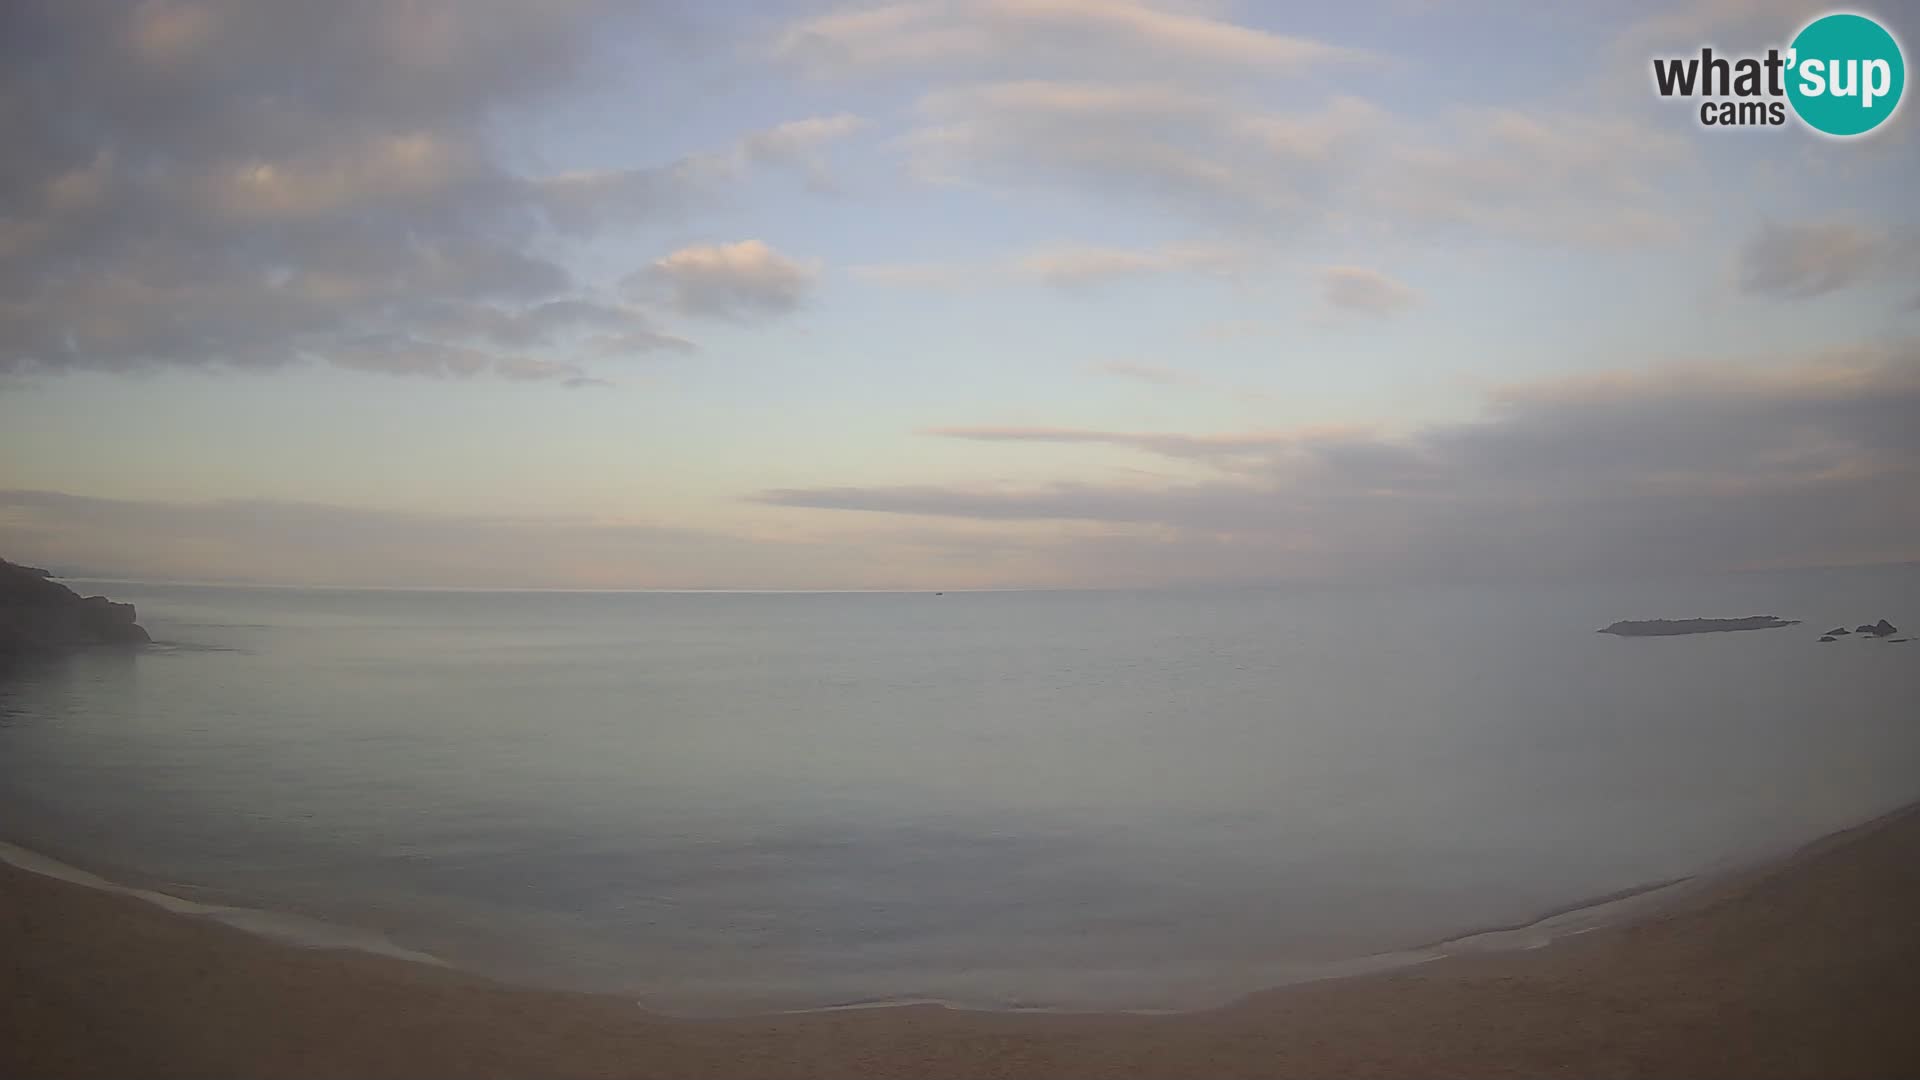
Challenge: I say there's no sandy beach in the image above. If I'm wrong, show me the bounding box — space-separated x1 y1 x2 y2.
2 805 1917 1079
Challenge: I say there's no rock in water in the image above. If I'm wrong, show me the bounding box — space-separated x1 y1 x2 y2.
1819 636 1838 642
1597 616 1800 637
0 557 151 650
1826 627 1851 636
1870 619 1899 637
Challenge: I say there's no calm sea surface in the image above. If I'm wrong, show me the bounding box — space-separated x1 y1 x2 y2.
2 568 1917 1013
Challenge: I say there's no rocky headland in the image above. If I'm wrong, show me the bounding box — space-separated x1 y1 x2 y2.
0 557 150 650
1597 616 1800 637
1600 614 1904 644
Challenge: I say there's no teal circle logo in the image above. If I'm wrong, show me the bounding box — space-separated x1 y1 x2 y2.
1787 13 1905 136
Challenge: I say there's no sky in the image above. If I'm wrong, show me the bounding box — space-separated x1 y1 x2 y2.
1 0 1917 589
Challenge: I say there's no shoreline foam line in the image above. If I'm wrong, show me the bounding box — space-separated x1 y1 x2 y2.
8 802 1915 1019
0 832 1678 1018
692 877 1725 1019
0 840 445 967
0 834 1766 1019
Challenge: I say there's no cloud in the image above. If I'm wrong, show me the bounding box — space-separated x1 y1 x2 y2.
493 358 611 388
633 240 820 320
532 153 737 235
0 489 821 589
776 0 1367 79
1013 244 1245 287
536 115 865 231
895 76 1687 246
0 1 853 383
586 326 700 359
200 134 487 223
756 344 1920 581
903 81 1378 222
738 113 868 191
1615 0 1814 58
16 344 1918 589
854 241 1247 289
923 424 1309 462
323 335 605 386
1366 109 1693 248
1085 360 1190 385
1735 222 1880 299
0 488 1085 590
414 299 685 351
1320 266 1419 318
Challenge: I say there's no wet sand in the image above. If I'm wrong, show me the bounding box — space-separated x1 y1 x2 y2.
4 804 1919 1078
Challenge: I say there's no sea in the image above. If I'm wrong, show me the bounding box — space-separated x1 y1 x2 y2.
2 565 1917 1015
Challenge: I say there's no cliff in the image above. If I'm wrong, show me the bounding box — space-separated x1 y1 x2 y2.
0 557 150 650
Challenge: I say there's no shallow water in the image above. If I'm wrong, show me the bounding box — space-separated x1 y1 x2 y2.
2 567 1916 1014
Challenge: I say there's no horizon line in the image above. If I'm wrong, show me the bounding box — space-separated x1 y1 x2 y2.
42 558 1920 596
